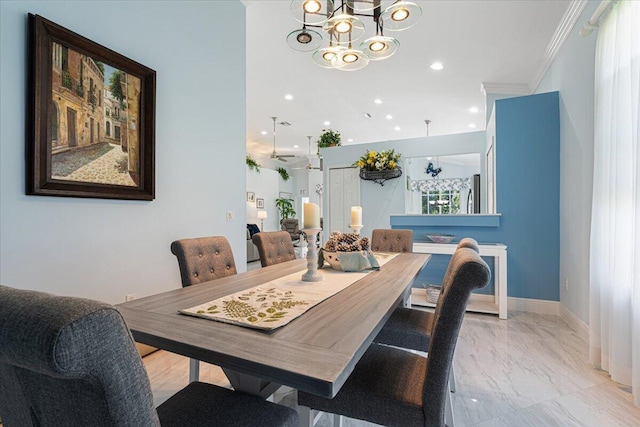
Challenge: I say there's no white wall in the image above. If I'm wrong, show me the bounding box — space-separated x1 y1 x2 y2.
320 132 486 238
535 1 600 323
0 1 247 304
246 167 280 232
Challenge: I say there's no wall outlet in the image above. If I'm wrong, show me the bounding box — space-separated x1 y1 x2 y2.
125 294 136 302
226 211 235 221
563 279 569 291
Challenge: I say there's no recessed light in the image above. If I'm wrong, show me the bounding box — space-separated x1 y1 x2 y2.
285 94 293 100
293 144 299 148
394 126 401 131
347 138 353 142
374 98 383 104
430 62 444 70
426 157 432 160
260 130 267 135
364 113 372 118
469 107 479 113
323 121 331 126
468 123 477 129
385 114 393 120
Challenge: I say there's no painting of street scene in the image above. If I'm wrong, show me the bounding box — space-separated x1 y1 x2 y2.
49 42 141 187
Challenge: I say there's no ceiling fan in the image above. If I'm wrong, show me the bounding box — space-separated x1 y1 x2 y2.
293 136 323 171
269 116 295 162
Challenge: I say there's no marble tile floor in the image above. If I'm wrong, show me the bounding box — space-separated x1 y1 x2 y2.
144 311 640 427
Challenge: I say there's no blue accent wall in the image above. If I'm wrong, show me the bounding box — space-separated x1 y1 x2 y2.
392 92 560 301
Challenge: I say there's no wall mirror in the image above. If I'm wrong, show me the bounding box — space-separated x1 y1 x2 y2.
404 153 486 214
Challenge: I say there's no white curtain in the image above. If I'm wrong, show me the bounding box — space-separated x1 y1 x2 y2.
589 0 640 406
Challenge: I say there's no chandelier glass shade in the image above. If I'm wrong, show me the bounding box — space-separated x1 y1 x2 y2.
288 0 421 70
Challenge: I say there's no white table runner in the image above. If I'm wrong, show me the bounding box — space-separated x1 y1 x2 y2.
179 252 399 330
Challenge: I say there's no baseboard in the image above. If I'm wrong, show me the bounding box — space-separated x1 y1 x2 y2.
507 296 560 316
559 303 589 342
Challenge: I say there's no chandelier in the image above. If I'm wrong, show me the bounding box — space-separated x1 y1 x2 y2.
287 0 422 71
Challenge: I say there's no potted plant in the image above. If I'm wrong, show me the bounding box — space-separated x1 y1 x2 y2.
277 167 290 181
317 129 341 148
275 197 296 224
246 155 261 173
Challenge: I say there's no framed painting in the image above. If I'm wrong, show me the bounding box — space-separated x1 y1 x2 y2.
27 14 156 200
247 192 255 203
256 198 264 208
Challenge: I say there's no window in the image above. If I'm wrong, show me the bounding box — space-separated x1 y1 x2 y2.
106 121 111 137
422 190 461 214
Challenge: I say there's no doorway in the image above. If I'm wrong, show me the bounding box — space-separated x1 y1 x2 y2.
328 167 360 233
66 107 77 147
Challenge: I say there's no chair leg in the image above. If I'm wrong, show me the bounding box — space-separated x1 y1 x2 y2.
450 363 456 393
445 383 456 427
189 358 200 383
298 406 313 427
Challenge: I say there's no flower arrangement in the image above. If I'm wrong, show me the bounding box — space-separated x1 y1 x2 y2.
354 149 401 171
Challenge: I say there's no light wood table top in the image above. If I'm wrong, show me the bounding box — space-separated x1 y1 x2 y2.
118 253 430 398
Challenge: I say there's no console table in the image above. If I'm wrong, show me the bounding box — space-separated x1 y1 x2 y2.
412 242 508 319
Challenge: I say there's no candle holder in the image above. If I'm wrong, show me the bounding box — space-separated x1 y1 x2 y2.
349 224 363 235
301 228 323 282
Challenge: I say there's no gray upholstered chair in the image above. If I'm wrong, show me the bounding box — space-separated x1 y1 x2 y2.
252 230 296 267
375 238 480 350
281 218 302 245
170 236 237 381
0 285 298 427
298 247 490 427
170 236 237 287
374 237 480 424
371 228 414 253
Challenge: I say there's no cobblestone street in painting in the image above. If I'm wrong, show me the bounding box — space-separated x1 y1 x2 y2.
52 142 136 187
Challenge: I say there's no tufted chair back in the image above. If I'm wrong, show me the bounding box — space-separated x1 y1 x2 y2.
371 229 413 253
423 247 490 425
0 285 160 426
170 236 237 287
252 231 296 267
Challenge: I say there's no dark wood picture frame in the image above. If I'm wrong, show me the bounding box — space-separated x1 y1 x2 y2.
27 14 156 200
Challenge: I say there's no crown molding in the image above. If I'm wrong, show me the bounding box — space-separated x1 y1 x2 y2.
529 0 589 92
480 82 531 96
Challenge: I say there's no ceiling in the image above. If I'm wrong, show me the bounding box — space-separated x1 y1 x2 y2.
245 0 572 165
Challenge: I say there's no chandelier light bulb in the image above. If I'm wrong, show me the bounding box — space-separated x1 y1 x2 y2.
335 19 352 33
343 52 359 63
391 7 409 21
323 51 336 61
369 40 387 52
303 0 322 13
297 31 312 44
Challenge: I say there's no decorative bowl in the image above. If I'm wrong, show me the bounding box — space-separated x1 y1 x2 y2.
322 251 343 270
426 285 441 303
426 234 456 244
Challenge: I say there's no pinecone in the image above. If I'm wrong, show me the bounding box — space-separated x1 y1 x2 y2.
324 231 370 252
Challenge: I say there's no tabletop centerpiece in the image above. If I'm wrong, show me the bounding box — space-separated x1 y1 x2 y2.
320 231 378 272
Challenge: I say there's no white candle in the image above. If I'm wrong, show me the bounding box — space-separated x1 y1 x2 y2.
303 203 320 228
351 206 362 226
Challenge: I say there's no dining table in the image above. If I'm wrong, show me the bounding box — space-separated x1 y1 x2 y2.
117 252 430 399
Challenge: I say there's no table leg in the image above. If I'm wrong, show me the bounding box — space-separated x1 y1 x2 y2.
496 252 508 320
222 368 282 399
189 358 200 382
